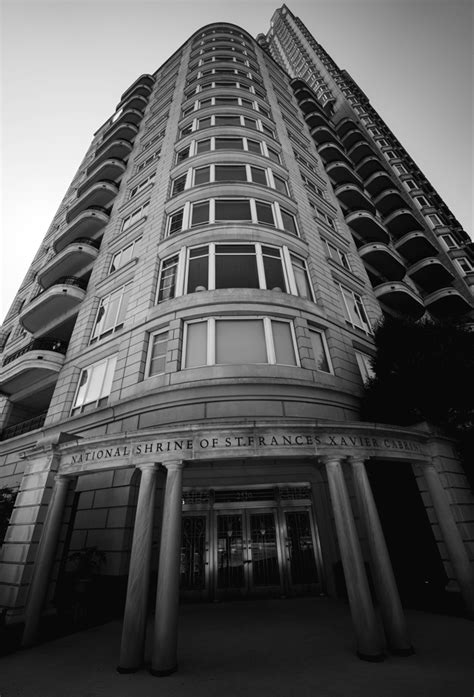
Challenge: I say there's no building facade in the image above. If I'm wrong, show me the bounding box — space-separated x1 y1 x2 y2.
0 4 473 674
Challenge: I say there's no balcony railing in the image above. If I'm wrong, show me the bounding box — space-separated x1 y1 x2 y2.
2 338 68 367
0 412 47 441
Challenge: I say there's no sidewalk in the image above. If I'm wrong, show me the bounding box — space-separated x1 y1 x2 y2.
1 597 473 697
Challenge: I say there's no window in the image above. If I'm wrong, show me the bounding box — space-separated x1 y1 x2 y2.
312 204 336 230
130 174 155 199
71 355 117 414
183 317 298 368
215 199 251 222
109 239 140 273
309 329 332 372
172 173 187 196
427 213 444 228
273 174 288 195
147 330 168 376
158 243 312 301
440 234 457 250
122 202 149 231
415 195 430 208
157 254 179 301
325 240 351 270
90 283 131 343
455 257 474 274
393 164 408 175
168 209 184 235
355 351 376 384
136 151 160 173
339 286 371 332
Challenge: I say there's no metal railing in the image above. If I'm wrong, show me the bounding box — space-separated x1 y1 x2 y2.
2 338 68 366
0 412 47 441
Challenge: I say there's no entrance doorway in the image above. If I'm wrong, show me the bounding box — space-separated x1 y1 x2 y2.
180 485 322 600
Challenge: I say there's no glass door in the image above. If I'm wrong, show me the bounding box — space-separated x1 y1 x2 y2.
180 513 209 600
282 509 320 593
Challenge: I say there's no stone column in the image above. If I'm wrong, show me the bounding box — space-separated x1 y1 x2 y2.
323 456 384 661
22 474 71 647
151 461 184 676
117 464 158 673
423 461 474 618
350 457 413 655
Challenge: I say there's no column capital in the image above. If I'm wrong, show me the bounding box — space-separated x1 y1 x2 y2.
137 463 159 474
320 454 344 467
53 473 72 484
347 455 367 467
162 460 185 472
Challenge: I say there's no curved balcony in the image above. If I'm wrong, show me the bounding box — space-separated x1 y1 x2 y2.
425 288 472 317
341 128 366 150
96 123 138 156
54 208 109 253
66 181 119 223
374 282 425 319
336 118 357 139
120 74 154 102
80 159 126 194
0 338 68 395
395 231 439 263
317 142 352 165
106 108 143 133
358 243 406 281
335 183 375 213
326 161 361 186
347 141 375 165
355 155 384 180
384 209 423 239
364 170 394 196
305 110 330 130
373 188 407 216
345 210 390 244
20 278 87 334
37 240 99 289
298 97 319 115
120 94 149 113
407 258 454 293
310 125 340 146
92 139 133 169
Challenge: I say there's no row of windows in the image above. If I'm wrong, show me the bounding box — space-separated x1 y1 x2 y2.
72 320 375 414
171 164 288 197
190 54 259 73
156 243 313 302
182 96 270 118
176 136 280 164
166 198 298 236
185 80 267 101
188 67 263 86
179 114 274 139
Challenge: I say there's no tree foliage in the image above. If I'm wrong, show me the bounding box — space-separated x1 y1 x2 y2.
361 315 474 485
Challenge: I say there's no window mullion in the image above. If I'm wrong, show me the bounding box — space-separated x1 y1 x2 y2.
249 198 257 223
245 164 252 183
267 168 275 189
176 247 186 297
273 202 283 229
255 243 266 289
183 201 191 230
264 317 275 364
209 199 215 223
208 318 215 365
209 243 216 289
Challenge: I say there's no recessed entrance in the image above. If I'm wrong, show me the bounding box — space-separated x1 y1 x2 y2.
180 485 322 600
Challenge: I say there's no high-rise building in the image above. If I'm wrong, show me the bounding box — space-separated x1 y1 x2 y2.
0 4 473 674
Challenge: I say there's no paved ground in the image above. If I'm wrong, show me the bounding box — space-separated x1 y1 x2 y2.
1 597 473 697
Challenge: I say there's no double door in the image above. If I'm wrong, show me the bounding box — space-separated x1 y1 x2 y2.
180 505 320 599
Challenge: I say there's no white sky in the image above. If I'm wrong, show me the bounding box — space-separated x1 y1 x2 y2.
1 0 472 323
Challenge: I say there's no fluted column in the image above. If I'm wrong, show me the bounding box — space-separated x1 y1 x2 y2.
22 474 71 647
423 461 474 619
117 464 158 673
350 457 413 655
323 456 384 661
151 460 184 676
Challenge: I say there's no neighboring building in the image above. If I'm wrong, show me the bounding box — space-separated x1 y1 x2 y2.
0 4 473 675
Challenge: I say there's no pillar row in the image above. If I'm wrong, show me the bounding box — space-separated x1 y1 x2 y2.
349 457 413 655
323 456 384 661
423 461 474 619
118 463 158 673
22 474 72 647
151 460 185 676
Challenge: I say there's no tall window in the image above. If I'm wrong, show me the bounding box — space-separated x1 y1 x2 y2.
90 283 131 343
309 329 332 373
338 285 371 332
146 330 169 376
183 317 298 368
122 202 149 231
71 355 117 415
355 351 376 384
157 255 179 301
109 239 140 274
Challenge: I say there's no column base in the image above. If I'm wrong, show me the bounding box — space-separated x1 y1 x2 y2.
117 665 140 674
150 664 178 677
357 651 385 663
389 646 415 657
